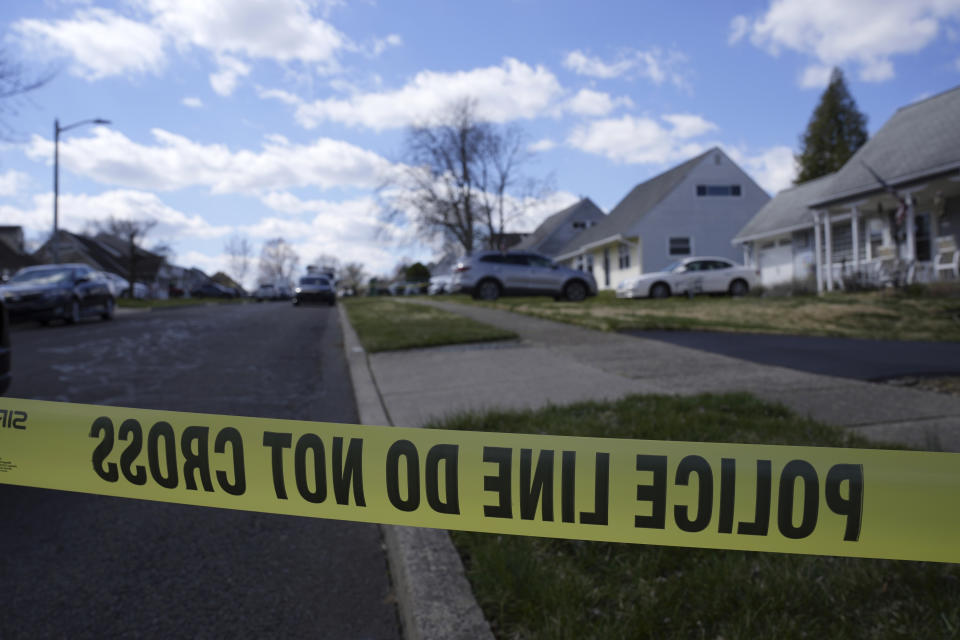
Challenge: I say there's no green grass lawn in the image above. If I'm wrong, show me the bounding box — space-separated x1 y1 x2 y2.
430 393 959 639
343 296 517 352
451 283 960 342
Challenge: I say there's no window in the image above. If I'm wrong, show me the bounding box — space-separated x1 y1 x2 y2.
479 254 505 263
527 254 553 268
696 185 741 196
504 254 529 266
585 253 594 275
668 237 691 256
618 244 630 269
572 221 586 229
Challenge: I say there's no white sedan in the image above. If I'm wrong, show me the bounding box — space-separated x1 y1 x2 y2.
616 257 759 299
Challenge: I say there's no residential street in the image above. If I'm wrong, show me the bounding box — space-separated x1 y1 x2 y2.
0 303 400 639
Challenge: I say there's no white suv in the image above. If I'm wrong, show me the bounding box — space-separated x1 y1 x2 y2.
451 251 598 302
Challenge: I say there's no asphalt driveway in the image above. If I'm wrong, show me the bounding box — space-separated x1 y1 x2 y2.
621 330 960 380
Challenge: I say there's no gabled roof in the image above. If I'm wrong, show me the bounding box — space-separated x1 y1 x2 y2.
555 148 714 257
94 233 167 280
812 84 960 207
34 230 127 274
513 197 605 255
733 173 835 242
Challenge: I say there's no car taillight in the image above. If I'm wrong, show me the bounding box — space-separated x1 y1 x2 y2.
455 264 470 272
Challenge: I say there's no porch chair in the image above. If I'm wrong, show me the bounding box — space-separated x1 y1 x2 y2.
872 245 899 287
935 235 959 280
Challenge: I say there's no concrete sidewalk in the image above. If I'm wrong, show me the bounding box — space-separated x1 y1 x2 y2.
379 300 960 451
339 300 960 639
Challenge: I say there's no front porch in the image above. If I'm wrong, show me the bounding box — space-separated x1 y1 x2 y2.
812 176 960 293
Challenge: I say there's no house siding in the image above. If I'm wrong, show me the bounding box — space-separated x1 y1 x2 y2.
631 151 771 273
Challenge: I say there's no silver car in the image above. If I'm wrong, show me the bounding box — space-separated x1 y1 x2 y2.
451 251 598 302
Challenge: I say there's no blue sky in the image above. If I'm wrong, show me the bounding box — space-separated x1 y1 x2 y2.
1 0 959 285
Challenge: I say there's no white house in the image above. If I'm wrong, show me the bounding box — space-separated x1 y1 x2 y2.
734 85 960 292
554 147 770 290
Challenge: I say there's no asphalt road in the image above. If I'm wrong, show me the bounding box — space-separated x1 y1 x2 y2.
622 329 960 380
1 302 400 639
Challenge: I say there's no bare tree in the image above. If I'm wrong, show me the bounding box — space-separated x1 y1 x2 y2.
224 234 253 288
339 261 366 291
385 98 550 256
257 238 299 286
95 217 158 296
311 253 340 274
0 49 55 139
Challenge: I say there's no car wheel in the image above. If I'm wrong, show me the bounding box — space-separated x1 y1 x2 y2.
563 280 587 302
66 298 81 324
729 279 748 297
476 279 501 301
650 283 670 299
101 297 115 321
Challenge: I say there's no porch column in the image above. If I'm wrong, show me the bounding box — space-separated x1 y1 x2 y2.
813 211 824 294
905 195 916 263
851 206 860 275
742 243 749 267
824 210 833 291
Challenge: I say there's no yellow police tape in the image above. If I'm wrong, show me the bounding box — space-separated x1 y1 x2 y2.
1 398 957 563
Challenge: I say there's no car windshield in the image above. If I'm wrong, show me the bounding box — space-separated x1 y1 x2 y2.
8 268 73 285
300 277 329 286
662 261 685 273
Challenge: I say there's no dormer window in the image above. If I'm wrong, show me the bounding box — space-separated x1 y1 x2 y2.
573 221 586 229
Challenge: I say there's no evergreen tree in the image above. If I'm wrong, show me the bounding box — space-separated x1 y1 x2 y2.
795 68 868 184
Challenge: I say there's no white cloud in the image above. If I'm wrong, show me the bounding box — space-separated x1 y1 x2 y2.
562 48 688 88
728 15 750 45
369 33 403 57
799 64 833 89
181 96 204 108
725 145 797 194
12 8 166 80
563 50 633 79
528 138 557 153
567 114 717 164
209 54 251 96
12 0 363 86
737 0 960 85
145 0 348 65
243 192 413 274
25 127 394 194
288 58 564 130
0 170 29 197
0 190 230 238
564 89 633 117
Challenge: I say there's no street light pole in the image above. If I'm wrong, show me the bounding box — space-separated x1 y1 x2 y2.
52 117 111 263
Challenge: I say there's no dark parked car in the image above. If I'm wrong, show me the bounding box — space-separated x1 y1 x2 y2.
294 275 336 306
451 251 598 301
0 297 10 395
0 264 115 325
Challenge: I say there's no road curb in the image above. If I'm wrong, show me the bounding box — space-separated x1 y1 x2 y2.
336 303 493 640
